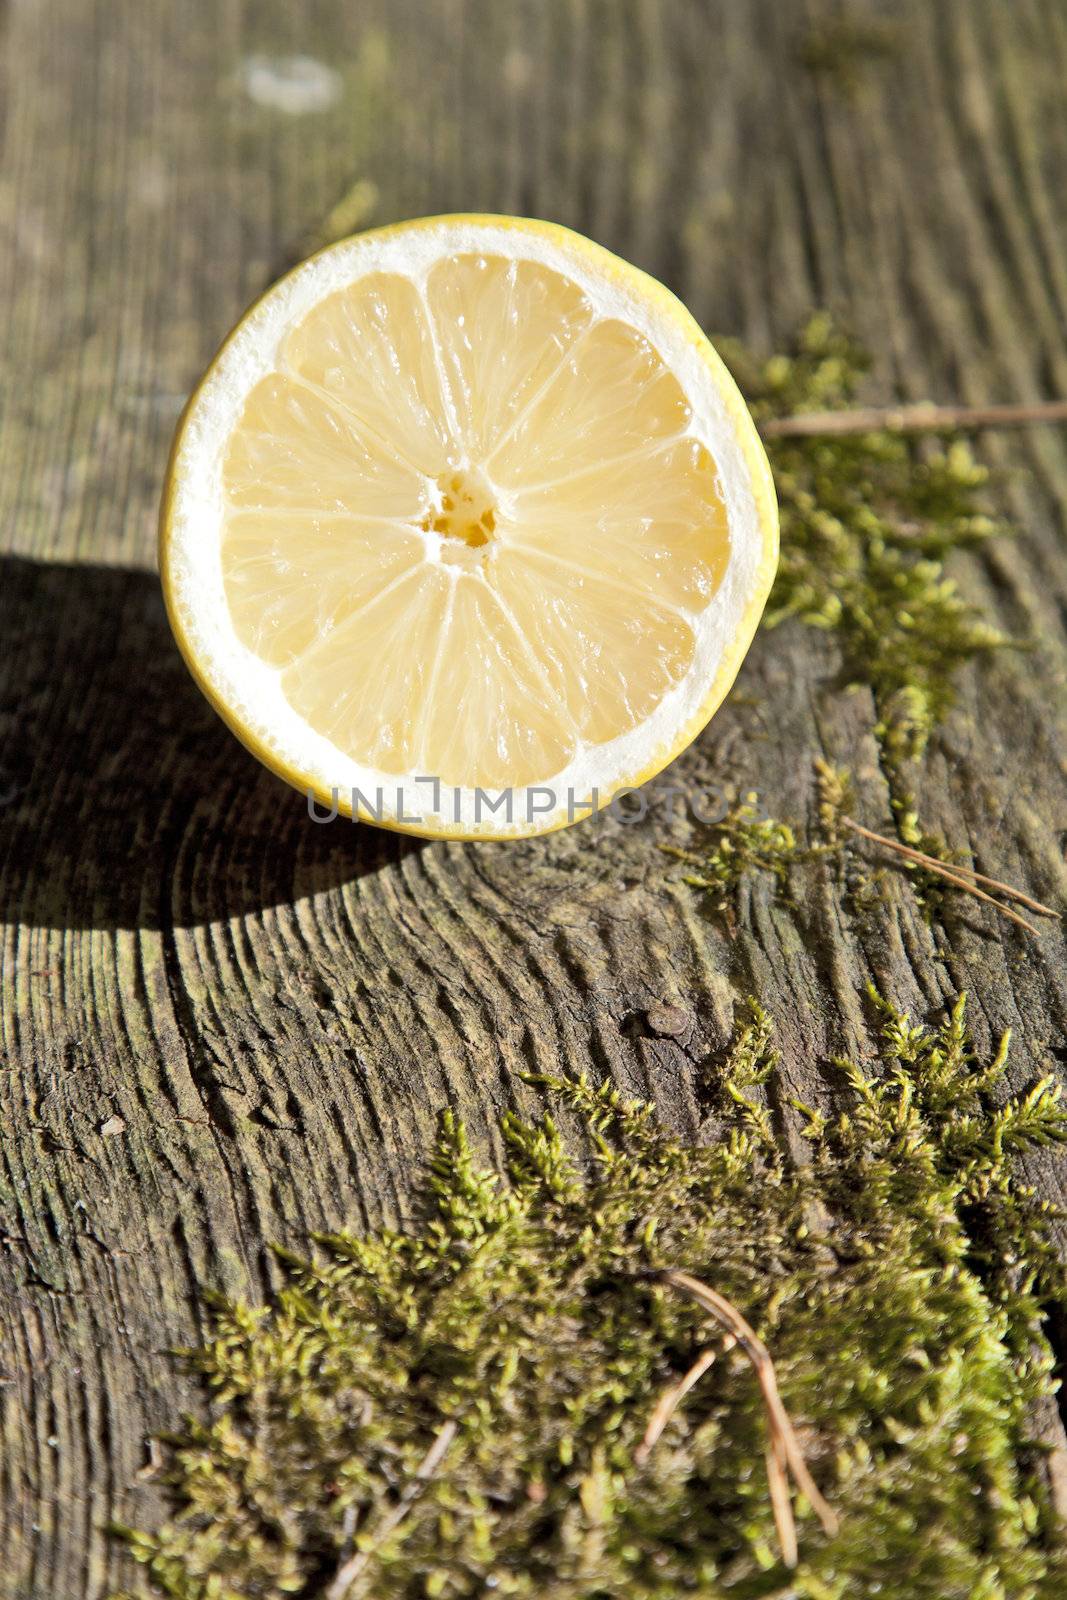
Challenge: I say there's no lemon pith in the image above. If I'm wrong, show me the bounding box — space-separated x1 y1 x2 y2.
160 216 778 840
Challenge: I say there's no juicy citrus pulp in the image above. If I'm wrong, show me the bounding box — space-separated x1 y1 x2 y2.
161 216 778 838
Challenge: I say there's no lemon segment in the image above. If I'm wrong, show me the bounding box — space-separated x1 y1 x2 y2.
161 216 777 838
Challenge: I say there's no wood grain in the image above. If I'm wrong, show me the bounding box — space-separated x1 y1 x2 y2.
5 1 1067 1594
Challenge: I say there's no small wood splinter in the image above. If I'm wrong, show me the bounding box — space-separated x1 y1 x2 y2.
640 1269 838 1569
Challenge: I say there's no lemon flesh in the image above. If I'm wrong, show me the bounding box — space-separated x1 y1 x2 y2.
162 217 777 838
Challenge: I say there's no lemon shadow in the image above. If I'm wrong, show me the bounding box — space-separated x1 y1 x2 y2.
0 555 424 931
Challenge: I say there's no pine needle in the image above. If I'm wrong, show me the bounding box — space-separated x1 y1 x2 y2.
324 1419 458 1600
634 1340 734 1465
838 817 1059 917
839 817 1052 935
656 1269 839 1565
761 399 1067 438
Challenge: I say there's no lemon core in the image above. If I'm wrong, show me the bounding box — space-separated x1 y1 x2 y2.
425 468 497 554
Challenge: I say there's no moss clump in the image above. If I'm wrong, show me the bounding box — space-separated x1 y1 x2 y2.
116 992 1067 1599
660 791 825 932
662 771 949 927
722 314 1010 769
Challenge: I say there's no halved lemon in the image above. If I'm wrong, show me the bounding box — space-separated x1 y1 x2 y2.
161 215 777 839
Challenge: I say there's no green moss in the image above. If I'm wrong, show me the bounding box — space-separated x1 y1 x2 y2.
115 991 1067 1599
721 314 1011 770
660 791 828 931
661 768 967 927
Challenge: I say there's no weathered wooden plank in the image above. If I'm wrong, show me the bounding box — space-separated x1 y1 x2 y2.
5 0 1067 1593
